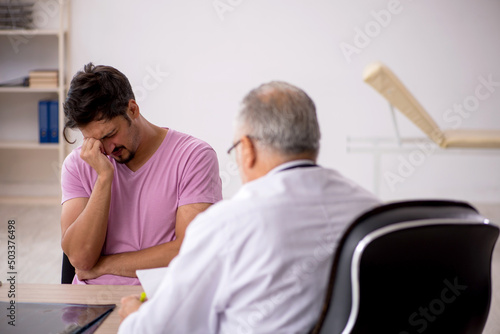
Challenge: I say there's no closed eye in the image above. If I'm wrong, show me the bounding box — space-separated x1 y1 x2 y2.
100 130 116 140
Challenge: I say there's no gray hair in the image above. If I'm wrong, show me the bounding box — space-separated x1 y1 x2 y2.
237 81 321 156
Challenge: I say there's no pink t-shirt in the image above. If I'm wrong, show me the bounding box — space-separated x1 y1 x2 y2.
61 128 222 285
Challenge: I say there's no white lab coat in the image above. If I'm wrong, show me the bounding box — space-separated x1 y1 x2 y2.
119 160 380 334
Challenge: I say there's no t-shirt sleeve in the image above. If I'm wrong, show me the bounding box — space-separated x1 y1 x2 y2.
61 151 91 204
178 146 223 207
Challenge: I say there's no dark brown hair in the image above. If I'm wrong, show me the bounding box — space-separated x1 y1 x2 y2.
63 63 135 143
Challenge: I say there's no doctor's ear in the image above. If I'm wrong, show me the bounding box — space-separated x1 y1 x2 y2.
240 136 257 169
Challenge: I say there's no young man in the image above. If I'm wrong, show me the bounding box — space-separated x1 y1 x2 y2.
60 63 222 285
118 81 380 333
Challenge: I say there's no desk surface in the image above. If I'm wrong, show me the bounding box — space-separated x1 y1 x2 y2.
0 284 143 334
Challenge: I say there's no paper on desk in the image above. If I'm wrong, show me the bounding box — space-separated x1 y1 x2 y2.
136 267 169 299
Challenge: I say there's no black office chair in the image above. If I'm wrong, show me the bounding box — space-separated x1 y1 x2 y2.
310 200 499 334
61 253 75 284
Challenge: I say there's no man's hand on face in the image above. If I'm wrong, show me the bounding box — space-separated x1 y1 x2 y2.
80 138 115 178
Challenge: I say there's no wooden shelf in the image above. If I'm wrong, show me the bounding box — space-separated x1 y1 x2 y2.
0 87 60 93
0 141 60 150
0 195 60 205
0 182 60 203
0 29 60 36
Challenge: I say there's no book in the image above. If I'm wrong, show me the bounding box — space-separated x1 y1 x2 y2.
48 100 59 143
38 100 49 143
29 78 58 83
29 70 58 78
29 78 58 88
29 83 58 88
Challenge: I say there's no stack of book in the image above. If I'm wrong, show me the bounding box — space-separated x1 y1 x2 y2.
29 70 58 88
0 3 34 30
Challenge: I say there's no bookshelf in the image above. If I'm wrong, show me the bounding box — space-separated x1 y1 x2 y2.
0 0 70 203
0 29 60 36
0 141 59 149
0 87 60 93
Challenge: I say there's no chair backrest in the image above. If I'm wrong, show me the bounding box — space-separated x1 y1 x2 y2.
61 253 75 284
311 200 499 334
363 62 446 147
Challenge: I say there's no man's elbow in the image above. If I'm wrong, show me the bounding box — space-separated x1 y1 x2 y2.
69 254 97 271
62 242 98 271
72 257 96 272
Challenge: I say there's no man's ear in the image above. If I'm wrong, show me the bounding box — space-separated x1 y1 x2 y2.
240 136 257 169
128 99 140 119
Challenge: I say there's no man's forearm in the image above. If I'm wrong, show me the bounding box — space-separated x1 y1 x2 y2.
74 202 212 280
90 238 183 278
62 175 113 270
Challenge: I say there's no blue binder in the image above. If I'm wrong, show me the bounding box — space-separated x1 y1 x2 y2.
48 100 59 143
38 100 49 143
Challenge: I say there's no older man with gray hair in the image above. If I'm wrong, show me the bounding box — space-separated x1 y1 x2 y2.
118 81 380 334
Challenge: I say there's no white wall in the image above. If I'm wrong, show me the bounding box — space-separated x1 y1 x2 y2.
68 0 500 201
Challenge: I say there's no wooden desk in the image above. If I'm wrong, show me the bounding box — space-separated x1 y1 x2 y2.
0 284 143 334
